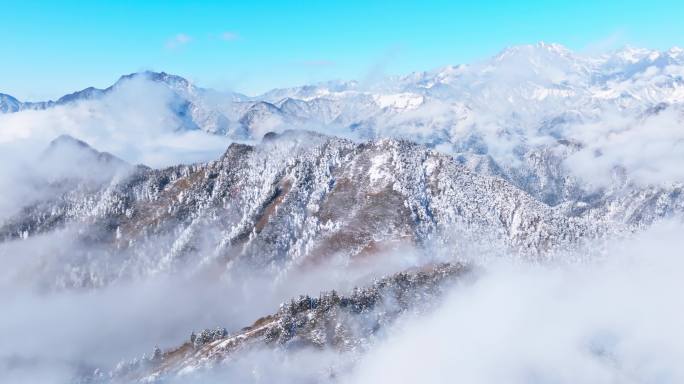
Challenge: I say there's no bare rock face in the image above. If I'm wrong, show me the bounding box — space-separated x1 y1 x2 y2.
0 130 603 288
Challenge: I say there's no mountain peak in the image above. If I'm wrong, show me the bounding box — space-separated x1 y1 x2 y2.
44 134 129 169
495 41 574 60
55 86 105 104
0 93 22 112
48 133 91 149
608 45 659 63
116 71 192 89
536 41 571 53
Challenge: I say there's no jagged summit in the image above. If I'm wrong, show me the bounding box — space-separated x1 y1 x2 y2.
114 70 199 93
118 70 188 84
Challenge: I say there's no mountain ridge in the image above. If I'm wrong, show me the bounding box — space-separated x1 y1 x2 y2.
0 130 616 289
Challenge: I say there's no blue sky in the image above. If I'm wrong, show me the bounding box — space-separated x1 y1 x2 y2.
2 0 683 100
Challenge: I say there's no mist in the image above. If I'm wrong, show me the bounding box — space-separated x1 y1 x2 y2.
3 217 676 384
3 102 683 383
348 219 684 384
0 213 437 383
0 76 232 169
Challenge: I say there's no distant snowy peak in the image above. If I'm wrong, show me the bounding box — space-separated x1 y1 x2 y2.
607 45 684 65
0 71 250 137
1 70 246 107
610 46 660 64
493 41 577 64
0 93 21 113
55 86 105 104
485 42 592 83
259 80 359 102
397 64 468 89
117 70 192 90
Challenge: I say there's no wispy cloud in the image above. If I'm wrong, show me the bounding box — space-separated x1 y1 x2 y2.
583 29 627 54
219 31 239 41
165 33 192 49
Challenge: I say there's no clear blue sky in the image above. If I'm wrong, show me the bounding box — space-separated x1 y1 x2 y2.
2 0 683 100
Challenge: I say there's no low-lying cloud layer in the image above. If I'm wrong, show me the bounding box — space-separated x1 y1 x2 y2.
564 107 684 186
4 216 682 383
349 219 684 384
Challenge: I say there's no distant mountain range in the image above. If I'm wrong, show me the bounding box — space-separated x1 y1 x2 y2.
3 43 684 382
3 42 684 141
3 43 684 207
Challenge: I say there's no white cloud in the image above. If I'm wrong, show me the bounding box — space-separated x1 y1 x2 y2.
348 219 684 384
0 76 231 168
583 29 627 54
563 107 684 186
219 31 239 41
165 33 192 49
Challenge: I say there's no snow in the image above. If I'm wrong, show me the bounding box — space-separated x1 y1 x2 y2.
368 151 392 185
372 93 424 110
4 43 684 157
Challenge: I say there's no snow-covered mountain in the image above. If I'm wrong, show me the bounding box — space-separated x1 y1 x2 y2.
96 262 469 383
4 42 684 383
4 43 684 142
0 93 22 113
3 43 684 198
0 71 250 136
4 128 683 291
0 131 608 289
